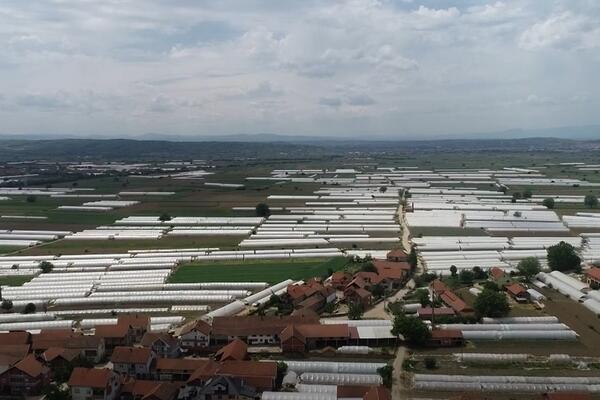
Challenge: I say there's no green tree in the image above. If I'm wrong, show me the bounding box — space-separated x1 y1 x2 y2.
276 361 288 388
523 189 532 199
424 357 437 369
377 365 394 388
348 301 364 320
416 289 430 307
159 212 171 222
371 284 385 299
1 299 13 311
391 315 431 346
459 270 474 284
379 186 387 193
481 281 500 292
517 257 541 281
547 241 582 272
543 197 555 209
472 266 487 280
40 261 54 274
255 203 271 217
584 195 599 208
26 195 37 203
450 265 458 277
408 245 418 270
42 383 71 400
23 302 37 314
361 261 377 273
473 289 510 318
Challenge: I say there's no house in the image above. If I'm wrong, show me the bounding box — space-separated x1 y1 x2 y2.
386 248 408 262
68 335 106 363
214 339 247 362
585 267 600 289
329 271 352 290
178 320 212 351
154 358 209 381
363 385 392 400
286 281 336 311
95 324 131 354
0 344 31 365
111 347 156 379
141 333 181 358
489 267 512 287
210 315 318 346
280 324 352 352
42 347 80 372
68 367 121 400
0 332 31 346
344 287 372 307
373 259 410 289
31 329 81 353
427 329 464 347
96 315 150 354
119 379 179 400
187 375 257 400
186 360 277 391
430 280 472 314
416 307 455 320
0 354 50 396
504 283 528 302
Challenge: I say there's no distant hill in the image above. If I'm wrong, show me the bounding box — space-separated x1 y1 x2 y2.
0 136 597 162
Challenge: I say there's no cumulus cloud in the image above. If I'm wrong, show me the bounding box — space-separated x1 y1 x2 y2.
0 0 598 137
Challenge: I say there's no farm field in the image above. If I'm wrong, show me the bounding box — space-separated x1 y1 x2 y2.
169 256 348 285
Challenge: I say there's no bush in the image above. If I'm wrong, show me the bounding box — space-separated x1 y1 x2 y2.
517 257 541 281
584 195 598 208
543 197 555 209
392 315 431 346
40 261 54 274
255 203 271 217
23 302 36 314
377 365 394 388
424 357 437 369
26 195 37 203
1 299 14 311
459 269 475 284
348 301 364 320
159 213 171 222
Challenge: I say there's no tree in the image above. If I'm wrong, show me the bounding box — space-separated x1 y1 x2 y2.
473 289 509 318
40 261 54 274
517 257 541 281
584 195 599 208
361 261 377 273
379 186 387 193
511 192 522 203
377 365 394 388
348 301 364 320
42 383 71 400
158 213 171 222
391 315 431 346
450 265 457 277
543 197 555 209
472 266 487 280
26 195 37 203
523 189 532 199
1 299 13 311
255 202 271 217
23 302 36 314
547 241 581 272
424 357 437 369
408 245 418 270
416 289 430 307
276 361 288 388
371 284 385 299
459 270 474 284
481 281 500 292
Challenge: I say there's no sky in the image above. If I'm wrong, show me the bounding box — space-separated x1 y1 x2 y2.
0 0 599 139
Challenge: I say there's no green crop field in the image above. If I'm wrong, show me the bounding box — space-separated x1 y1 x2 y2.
0 275 33 287
169 256 349 285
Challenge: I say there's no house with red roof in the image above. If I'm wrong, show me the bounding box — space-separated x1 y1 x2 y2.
68 367 121 400
214 339 248 362
141 333 181 359
111 347 156 379
585 267 600 289
504 282 528 302
429 280 472 314
0 354 50 396
178 320 212 351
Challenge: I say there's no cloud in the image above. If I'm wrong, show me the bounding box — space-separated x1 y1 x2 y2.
519 11 600 50
0 0 599 138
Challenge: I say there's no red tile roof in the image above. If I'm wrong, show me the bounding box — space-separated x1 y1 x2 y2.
280 324 306 344
386 248 408 260
215 339 247 361
489 267 506 280
141 332 178 348
155 358 209 372
42 347 80 363
179 319 211 336
111 346 153 364
0 332 30 345
211 315 318 337
430 279 449 294
505 283 527 297
294 323 352 339
430 329 463 339
94 323 129 339
118 314 150 328
13 354 48 378
586 267 600 281
363 386 391 400
440 290 472 313
417 307 455 317
68 367 113 388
